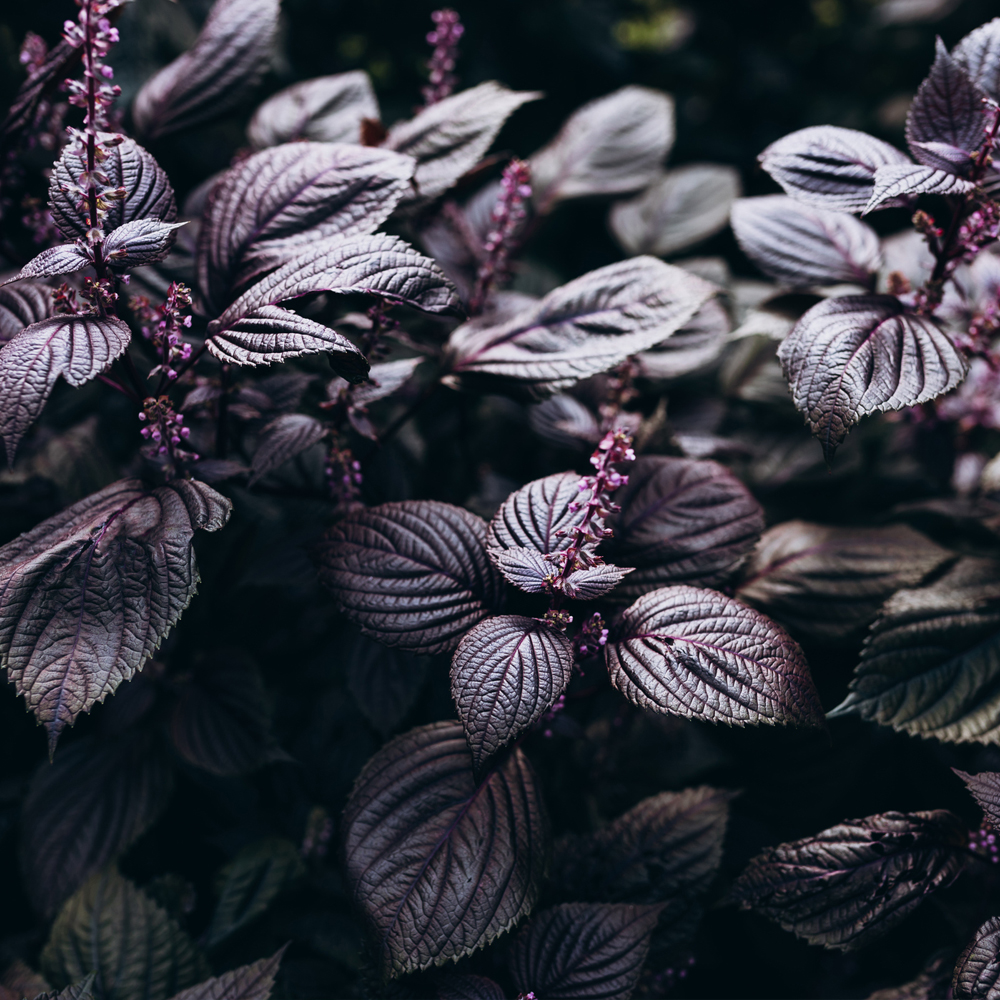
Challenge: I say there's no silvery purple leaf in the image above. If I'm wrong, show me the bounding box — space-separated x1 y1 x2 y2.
132 0 280 140
494 547 554 593
434 974 506 1000
729 811 967 950
758 125 911 212
350 357 422 406
384 82 541 205
507 902 663 1000
167 951 285 1000
564 564 634 600
531 86 675 213
249 413 327 486
864 162 977 213
0 315 132 465
528 395 600 449
4 243 91 283
50 136 177 240
0 478 230 753
0 280 52 344
451 614 574 772
447 257 715 396
247 71 379 148
318 501 504 654
342 720 546 976
636 297 730 381
197 143 416 313
953 918 1000 999
954 17 1000 100
601 455 764 598
906 38 988 172
777 294 968 462
956 769 1000 829
488 471 588 558
605 585 823 727
102 219 187 269
346 632 426 737
609 164 742 258
730 196 882 287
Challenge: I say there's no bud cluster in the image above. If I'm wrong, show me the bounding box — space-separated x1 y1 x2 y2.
132 282 194 380
422 9 463 107
139 395 197 466
326 440 363 504
574 612 609 659
969 825 999 862
52 276 117 315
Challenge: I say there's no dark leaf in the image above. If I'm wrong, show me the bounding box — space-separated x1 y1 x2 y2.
433 974 506 1000
563 563 634 599
50 137 177 241
954 918 1000 999
1 38 81 145
103 219 186 269
635 296 730 380
6 244 91 283
342 720 546 976
864 163 977 213
954 18 1000 100
529 394 600 449
345 632 426 737
447 259 715 397
487 471 587 558
0 315 132 464
956 768 1000 828
531 86 675 213
247 71 379 148
507 902 662 1000
831 558 1000 741
730 196 881 286
609 165 741 258
777 294 968 462
758 125 911 212
601 455 764 599
605 585 823 727
33 977 97 1000
348 357 422 406
451 614 574 772
249 413 327 486
41 868 207 1000
492 546 555 593
21 730 174 916
205 838 305 949
384 82 540 204
728 811 967 950
166 950 284 1000
318 501 504 654
0 960 51 1000
0 280 52 344
736 520 952 645
0 478 230 751
132 0 280 140
868 950 955 1000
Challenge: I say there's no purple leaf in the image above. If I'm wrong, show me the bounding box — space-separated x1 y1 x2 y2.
247 71 379 148
531 86 675 213
167 950 285 1000
0 315 132 465
450 614 574 772
197 144 416 313
342 720 546 976
610 164 741 258
605 585 823 727
953 918 1000 999
102 219 187 269
529 394 600 449
50 136 177 241
728 811 967 950
348 357 423 407
346 632 426 737
635 295 730 380
318 501 505 654
487 471 588 561
601 455 764 599
384 82 540 205
563 563 634 599
864 162 978 213
20 730 174 916
956 769 1000 829
736 520 952 646
447 258 715 396
954 17 1000 101
434 974 506 1000
507 902 662 1000
730 196 882 287
0 280 52 344
132 0 280 140
493 546 554 593
249 413 327 486
777 294 968 462
906 38 988 172
868 952 956 1000
0 478 231 753
5 243 91 283
34 978 98 1000
1 37 81 145
758 125 911 212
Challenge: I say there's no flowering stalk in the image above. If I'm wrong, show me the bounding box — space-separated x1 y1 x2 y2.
131 282 195 386
421 9 463 108
139 394 197 478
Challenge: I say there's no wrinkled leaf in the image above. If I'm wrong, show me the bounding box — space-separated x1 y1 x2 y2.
954 18 1000 100
492 547 557 593
433 974 506 1000
635 295 730 380
864 163 977 213
318 501 504 654
103 219 186 269
249 413 327 486
487 471 587 558
348 356 422 407
133 0 280 139
345 632 426 737
342 720 546 976
529 394 600 448
6 244 91 283
166 951 284 1000
956 768 1000 828
0 280 52 343
954 918 1000 999
605 585 823 727
868 951 955 1000
728 811 967 950
33 977 97 1000
451 614 574 772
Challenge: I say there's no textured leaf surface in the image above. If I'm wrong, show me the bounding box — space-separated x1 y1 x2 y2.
487 471 586 558
609 164 741 258
635 296 730 380
778 294 968 462
7 244 91 282
601 456 764 598
731 196 881 286
249 413 326 486
736 521 952 645
956 769 1000 828
447 258 715 396
133 0 279 139
953 918 1000 999
342 720 546 976
385 82 540 204
729 811 967 950
102 219 186 269
868 951 955 1000
0 281 52 344
507 902 662 1000
1 37 81 144
605 585 823 727
864 163 977 213
166 951 284 1000
0 478 231 750
758 125 911 212
831 558 1000 741
954 18 1000 100
247 71 378 148
348 356 422 406
346 632 426 737
318 501 504 654
433 974 506 1000
34 978 98 1000
451 614 574 772
531 86 675 212
41 868 207 1000
529 394 600 448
